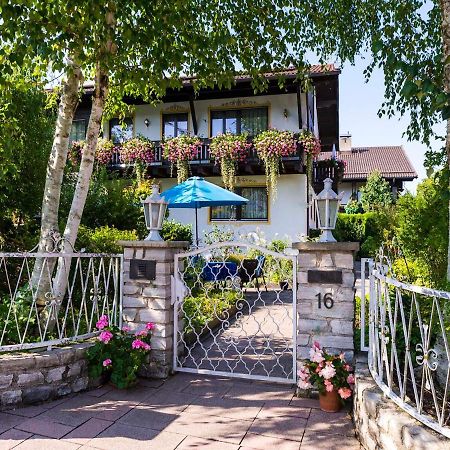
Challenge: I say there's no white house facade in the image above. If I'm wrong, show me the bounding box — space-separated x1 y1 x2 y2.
73 66 340 242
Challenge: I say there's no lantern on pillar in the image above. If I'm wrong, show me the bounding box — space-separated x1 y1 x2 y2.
141 185 168 241
314 178 343 242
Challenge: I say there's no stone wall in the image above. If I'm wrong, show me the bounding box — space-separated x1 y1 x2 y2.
354 354 450 449
0 343 93 410
118 240 189 379
293 242 359 363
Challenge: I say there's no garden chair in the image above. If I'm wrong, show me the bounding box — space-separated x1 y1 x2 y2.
238 255 267 292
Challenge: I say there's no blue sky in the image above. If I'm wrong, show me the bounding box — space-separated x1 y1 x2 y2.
338 58 445 192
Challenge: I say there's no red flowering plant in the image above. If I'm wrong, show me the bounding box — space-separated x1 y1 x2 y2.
86 315 155 389
316 158 346 180
120 136 155 181
162 135 202 183
253 129 298 198
298 342 355 400
209 133 252 190
298 130 321 180
67 139 116 168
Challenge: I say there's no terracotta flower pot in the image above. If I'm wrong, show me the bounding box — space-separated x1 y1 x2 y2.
319 389 342 413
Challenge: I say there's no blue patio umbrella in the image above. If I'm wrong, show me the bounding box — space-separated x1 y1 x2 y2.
161 177 248 246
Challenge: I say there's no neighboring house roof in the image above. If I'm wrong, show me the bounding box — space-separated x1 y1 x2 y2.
318 146 418 181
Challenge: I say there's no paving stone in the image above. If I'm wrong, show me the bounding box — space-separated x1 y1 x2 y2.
88 422 185 450
165 412 252 444
256 402 310 420
0 412 23 434
184 395 263 420
14 434 80 450
305 410 355 437
248 416 307 442
300 430 361 449
180 377 234 397
137 387 197 413
5 404 48 418
225 384 294 403
0 428 32 450
64 418 114 445
118 408 178 431
240 432 301 450
15 417 74 439
177 436 239 449
84 385 114 398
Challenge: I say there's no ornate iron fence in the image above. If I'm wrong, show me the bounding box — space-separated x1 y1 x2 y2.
0 251 122 352
367 250 450 437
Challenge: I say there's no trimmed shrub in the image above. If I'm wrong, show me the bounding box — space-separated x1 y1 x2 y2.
161 220 193 244
77 226 138 253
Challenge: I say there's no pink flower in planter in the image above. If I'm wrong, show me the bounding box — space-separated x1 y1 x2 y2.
132 339 151 351
298 379 312 390
99 330 113 344
324 379 334 392
103 358 112 367
96 315 109 330
338 387 352 399
146 322 155 330
309 348 325 364
319 363 336 380
122 326 131 332
135 330 148 337
344 364 352 372
347 374 355 385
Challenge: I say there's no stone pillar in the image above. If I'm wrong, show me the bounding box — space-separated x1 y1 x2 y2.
292 242 359 366
118 240 189 378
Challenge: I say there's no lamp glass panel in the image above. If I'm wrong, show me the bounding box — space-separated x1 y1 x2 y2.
317 199 327 229
143 203 150 228
328 199 339 227
150 203 160 228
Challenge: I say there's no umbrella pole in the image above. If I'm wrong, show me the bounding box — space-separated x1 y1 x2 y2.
195 207 199 247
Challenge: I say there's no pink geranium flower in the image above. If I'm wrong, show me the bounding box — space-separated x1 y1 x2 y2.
324 379 334 392
344 364 352 372
98 330 113 344
135 330 148 337
298 379 312 390
103 358 112 367
309 347 325 364
131 339 151 351
122 326 131 332
96 315 109 330
347 374 355 385
338 387 352 399
146 322 155 330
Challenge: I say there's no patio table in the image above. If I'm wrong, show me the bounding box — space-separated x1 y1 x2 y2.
201 261 238 282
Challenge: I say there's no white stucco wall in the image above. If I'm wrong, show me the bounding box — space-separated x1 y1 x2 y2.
108 92 308 140
338 181 364 204
159 174 308 243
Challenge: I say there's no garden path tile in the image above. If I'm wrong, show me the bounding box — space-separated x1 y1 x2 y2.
179 377 235 397
164 411 252 444
176 436 239 449
239 432 301 450
14 418 74 439
184 395 263 420
289 396 321 409
305 410 354 436
84 385 114 398
256 402 310 420
247 416 307 442
0 428 32 450
300 430 361 449
137 388 197 413
0 413 24 434
5 405 48 418
64 418 114 445
14 435 80 449
117 408 179 431
86 422 185 450
224 383 294 403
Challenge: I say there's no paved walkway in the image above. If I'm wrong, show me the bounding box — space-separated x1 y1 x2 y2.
0 373 361 450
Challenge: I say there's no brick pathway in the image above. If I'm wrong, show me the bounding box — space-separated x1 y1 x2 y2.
0 373 361 449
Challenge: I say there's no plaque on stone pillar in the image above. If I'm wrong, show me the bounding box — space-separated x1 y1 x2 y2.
307 269 342 284
130 259 156 280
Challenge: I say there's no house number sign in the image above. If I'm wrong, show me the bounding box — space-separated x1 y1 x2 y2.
316 292 334 309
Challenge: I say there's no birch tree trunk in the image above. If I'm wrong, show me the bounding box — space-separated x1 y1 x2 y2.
52 66 109 305
33 62 83 310
441 1 450 281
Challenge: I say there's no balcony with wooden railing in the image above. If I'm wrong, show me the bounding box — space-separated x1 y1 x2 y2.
108 138 306 178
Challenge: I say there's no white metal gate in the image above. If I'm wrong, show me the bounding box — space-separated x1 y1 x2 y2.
172 242 297 384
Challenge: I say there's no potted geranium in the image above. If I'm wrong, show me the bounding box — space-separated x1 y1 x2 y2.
162 135 202 183
68 139 116 167
298 342 354 412
86 315 155 389
253 129 297 198
209 133 251 190
120 136 155 180
316 158 346 181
